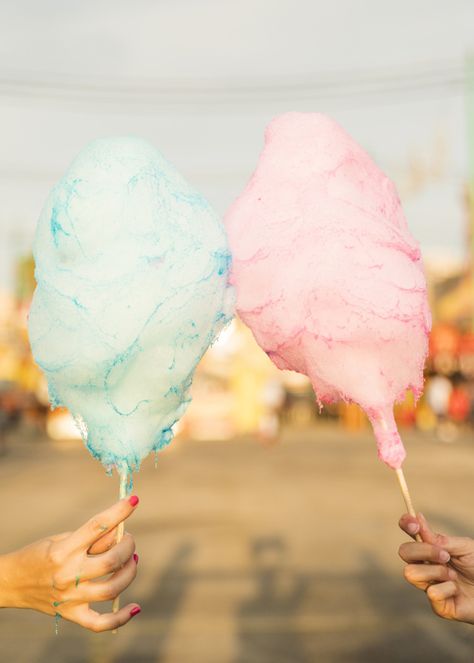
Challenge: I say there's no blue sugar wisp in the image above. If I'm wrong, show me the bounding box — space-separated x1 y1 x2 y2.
29 137 234 475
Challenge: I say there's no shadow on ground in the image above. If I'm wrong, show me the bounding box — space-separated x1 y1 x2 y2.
34 537 473 663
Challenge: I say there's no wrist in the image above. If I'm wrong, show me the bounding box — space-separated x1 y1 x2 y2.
0 552 22 608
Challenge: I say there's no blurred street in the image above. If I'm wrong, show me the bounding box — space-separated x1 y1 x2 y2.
1 424 473 663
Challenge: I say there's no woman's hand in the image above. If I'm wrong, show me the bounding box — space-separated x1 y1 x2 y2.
399 512 474 624
0 496 141 632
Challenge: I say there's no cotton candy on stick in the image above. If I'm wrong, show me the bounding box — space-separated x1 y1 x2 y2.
28 137 234 619
225 113 430 527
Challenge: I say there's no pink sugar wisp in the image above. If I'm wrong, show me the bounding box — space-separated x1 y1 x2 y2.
225 112 431 469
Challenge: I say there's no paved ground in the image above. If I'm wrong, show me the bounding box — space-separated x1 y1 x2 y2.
1 423 474 663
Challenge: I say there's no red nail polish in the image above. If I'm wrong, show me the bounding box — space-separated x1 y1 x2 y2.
133 553 139 564
129 495 139 507
130 606 141 617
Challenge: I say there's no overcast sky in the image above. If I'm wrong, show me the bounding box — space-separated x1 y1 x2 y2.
0 0 473 288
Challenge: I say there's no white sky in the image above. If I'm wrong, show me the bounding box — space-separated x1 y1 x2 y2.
0 0 473 288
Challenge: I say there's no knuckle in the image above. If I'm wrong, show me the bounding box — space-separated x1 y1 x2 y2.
430 603 442 617
122 534 135 552
81 614 106 633
88 620 103 633
125 566 138 588
102 560 114 575
104 552 119 574
100 585 117 601
48 544 65 568
431 602 449 620
89 518 107 533
52 571 69 591
431 548 442 562
403 566 414 583
123 532 135 547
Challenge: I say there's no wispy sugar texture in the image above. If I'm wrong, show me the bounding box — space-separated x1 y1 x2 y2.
225 113 431 469
29 137 234 474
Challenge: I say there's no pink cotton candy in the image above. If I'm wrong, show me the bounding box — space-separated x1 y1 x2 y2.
225 112 431 469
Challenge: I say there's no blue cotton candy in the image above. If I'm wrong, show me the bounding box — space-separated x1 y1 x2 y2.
28 137 234 474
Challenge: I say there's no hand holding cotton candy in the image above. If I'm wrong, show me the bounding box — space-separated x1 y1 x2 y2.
29 136 234 623
29 136 233 476
225 113 430 523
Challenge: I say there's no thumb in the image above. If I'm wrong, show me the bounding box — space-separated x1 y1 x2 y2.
417 513 439 545
418 513 472 557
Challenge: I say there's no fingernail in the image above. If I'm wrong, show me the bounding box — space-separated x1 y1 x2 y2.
439 550 450 563
133 553 139 564
129 495 139 507
130 606 141 617
407 523 419 535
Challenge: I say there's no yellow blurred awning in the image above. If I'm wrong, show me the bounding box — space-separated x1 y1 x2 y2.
436 274 474 326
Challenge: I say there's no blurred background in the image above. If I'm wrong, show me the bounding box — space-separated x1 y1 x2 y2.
1 1 474 661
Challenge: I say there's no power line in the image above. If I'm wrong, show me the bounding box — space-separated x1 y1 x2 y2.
0 59 467 108
0 59 464 90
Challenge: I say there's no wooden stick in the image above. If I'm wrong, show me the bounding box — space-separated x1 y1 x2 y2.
112 467 128 634
379 416 422 543
395 466 422 543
